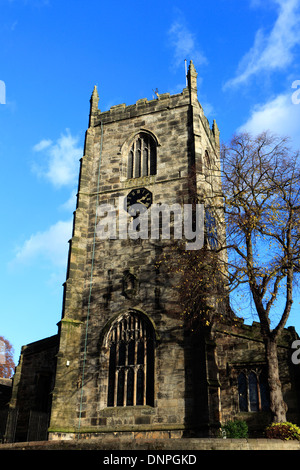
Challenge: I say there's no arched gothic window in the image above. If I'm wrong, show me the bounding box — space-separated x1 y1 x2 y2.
127 133 157 179
238 370 269 412
204 150 211 168
107 312 155 407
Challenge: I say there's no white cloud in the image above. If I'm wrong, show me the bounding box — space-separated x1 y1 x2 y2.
239 90 300 149
167 11 214 114
33 138 52 152
201 101 214 117
224 0 300 88
168 13 207 69
32 129 82 188
60 189 77 212
16 129 81 276
12 219 73 268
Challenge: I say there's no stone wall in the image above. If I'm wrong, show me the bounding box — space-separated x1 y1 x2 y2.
214 319 300 431
8 335 58 442
0 378 12 408
2 436 300 451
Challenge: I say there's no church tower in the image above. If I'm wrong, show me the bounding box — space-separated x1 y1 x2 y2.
48 61 225 439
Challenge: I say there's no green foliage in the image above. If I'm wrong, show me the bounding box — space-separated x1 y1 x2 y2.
223 420 248 438
265 422 300 441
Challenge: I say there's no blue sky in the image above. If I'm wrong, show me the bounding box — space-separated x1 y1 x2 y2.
1 0 300 364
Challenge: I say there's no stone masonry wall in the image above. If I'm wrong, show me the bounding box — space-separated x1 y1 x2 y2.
9 335 58 441
214 320 300 432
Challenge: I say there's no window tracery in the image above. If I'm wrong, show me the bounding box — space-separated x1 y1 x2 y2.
106 312 155 407
238 369 269 412
127 133 157 179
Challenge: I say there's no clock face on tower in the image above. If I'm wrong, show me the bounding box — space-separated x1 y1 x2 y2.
126 187 153 216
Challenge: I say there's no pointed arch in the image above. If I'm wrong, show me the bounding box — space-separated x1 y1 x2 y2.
122 130 159 179
237 368 269 412
104 310 155 407
204 150 211 169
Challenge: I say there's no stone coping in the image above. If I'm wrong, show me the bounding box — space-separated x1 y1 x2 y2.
1 438 300 451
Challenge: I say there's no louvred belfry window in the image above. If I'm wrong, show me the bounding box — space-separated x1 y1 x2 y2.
127 133 157 179
107 312 155 407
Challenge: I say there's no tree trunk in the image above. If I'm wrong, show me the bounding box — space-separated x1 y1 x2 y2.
264 336 287 422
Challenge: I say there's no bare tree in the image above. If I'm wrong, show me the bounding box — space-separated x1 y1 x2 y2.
220 131 300 422
157 131 300 423
0 336 15 378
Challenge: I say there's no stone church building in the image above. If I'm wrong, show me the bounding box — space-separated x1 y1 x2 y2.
4 61 300 443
